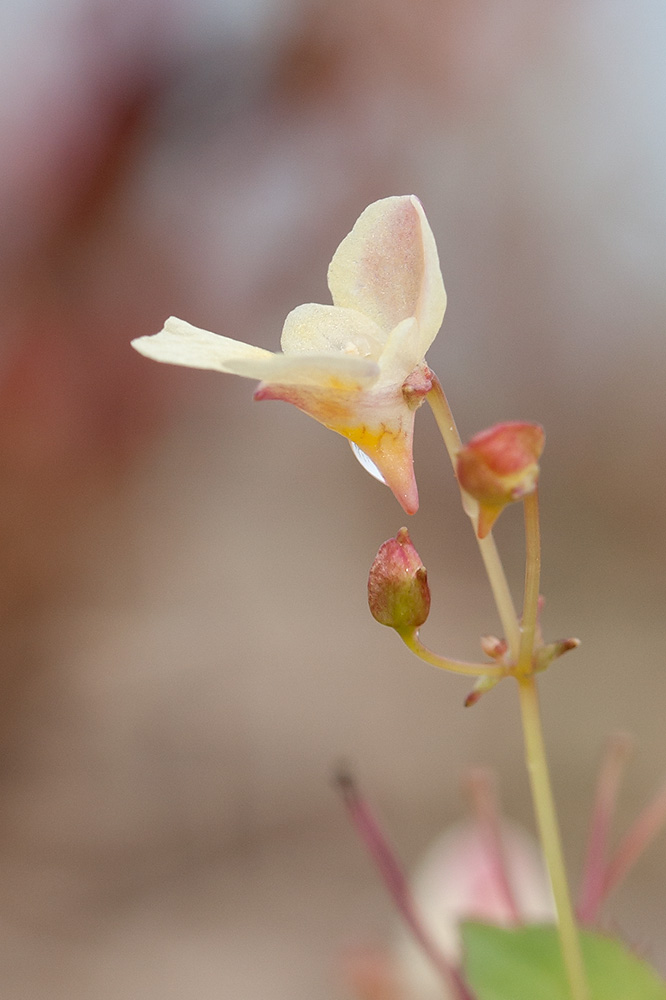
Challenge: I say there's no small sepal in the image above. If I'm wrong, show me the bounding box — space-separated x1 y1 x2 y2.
456 422 545 538
368 528 431 630
480 634 508 660
533 637 580 673
465 672 503 707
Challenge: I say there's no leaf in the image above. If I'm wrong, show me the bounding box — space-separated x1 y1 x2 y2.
461 922 666 1000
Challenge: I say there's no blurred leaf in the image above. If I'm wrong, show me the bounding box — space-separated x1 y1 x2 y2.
461 922 666 1000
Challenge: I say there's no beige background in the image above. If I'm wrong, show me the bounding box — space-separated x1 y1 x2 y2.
0 0 664 995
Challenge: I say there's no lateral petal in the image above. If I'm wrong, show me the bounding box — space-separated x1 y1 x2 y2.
280 303 384 360
131 317 273 374
227 351 379 388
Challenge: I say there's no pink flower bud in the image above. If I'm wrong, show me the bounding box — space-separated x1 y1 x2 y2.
368 528 430 630
456 422 545 538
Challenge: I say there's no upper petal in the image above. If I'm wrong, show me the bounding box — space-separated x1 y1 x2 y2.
327 195 446 354
280 303 384 360
131 317 273 375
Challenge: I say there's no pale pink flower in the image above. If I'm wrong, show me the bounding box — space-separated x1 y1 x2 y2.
395 821 554 999
131 196 446 513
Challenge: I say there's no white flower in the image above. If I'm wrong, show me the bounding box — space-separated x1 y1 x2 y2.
131 195 446 513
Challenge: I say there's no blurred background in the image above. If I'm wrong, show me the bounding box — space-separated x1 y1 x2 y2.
0 0 665 995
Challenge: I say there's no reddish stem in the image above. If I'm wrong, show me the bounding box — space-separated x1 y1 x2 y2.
602 778 666 903
466 768 522 924
336 770 477 1000
577 733 632 925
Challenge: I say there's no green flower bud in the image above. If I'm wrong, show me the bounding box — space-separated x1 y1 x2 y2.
368 528 430 630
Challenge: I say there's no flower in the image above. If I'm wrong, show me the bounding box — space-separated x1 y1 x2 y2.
395 821 554 1000
368 528 431 630
131 196 446 514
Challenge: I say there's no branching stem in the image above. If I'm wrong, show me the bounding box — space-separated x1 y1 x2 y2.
399 629 506 678
426 376 520 655
427 374 588 1000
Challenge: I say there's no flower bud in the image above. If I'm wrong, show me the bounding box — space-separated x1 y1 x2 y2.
456 422 545 538
480 634 508 660
368 528 430 630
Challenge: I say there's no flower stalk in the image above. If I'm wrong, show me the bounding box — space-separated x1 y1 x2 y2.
399 628 507 678
517 677 588 1000
426 376 521 655
516 490 541 676
518 488 587 1000
427 377 588 999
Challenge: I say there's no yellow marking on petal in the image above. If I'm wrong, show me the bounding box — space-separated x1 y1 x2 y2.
341 423 395 453
321 374 365 392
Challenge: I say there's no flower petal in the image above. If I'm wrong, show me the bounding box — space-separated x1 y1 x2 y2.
255 379 419 513
327 195 446 353
376 317 421 385
228 351 379 388
280 303 384 359
131 317 273 374
346 415 419 515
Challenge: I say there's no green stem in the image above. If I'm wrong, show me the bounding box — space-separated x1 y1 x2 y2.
427 373 587 999
425 372 464 466
399 629 506 678
477 534 521 658
516 489 541 675
517 677 589 1000
517 485 588 1000
426 376 520 656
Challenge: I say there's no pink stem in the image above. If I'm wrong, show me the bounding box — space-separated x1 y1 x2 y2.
577 733 632 925
466 769 521 924
602 778 666 903
336 770 476 1000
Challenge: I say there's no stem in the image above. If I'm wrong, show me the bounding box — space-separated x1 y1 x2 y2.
603 778 666 903
399 629 506 678
428 372 587 997
577 733 633 925
516 489 541 676
518 483 588 998
518 677 588 1000
477 535 521 658
336 770 476 1000
466 769 522 923
425 371 464 466
426 376 520 656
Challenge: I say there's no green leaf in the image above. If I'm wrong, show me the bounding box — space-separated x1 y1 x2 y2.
461 922 666 1000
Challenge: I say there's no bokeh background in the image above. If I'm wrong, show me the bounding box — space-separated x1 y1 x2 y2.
0 0 665 996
